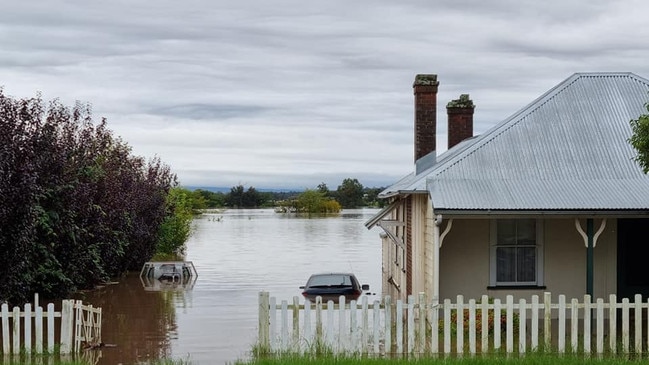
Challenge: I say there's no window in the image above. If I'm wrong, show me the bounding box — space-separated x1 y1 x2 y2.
490 219 543 287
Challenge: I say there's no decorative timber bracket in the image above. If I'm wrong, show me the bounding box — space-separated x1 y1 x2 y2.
574 218 607 248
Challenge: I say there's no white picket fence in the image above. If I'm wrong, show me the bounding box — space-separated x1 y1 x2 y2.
0 294 101 355
258 291 649 356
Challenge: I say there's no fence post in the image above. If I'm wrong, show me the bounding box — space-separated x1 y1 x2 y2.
47 303 55 353
480 295 488 353
596 298 604 354
35 305 43 353
570 298 579 353
443 298 451 353
12 306 20 355
407 295 415 354
292 296 300 350
258 291 270 352
543 292 551 350
384 296 392 355
584 294 592 353
609 294 617 354
558 295 565 353
396 298 403 354
373 300 380 354
634 294 642 354
339 296 346 352
60 300 74 354
456 295 464 354
281 300 288 350
493 299 501 351
431 297 439 354
469 299 476 354
506 295 513 353
24 303 32 352
418 293 426 353
1 304 9 354
316 296 323 348
519 298 527 354
621 297 629 353
531 295 539 351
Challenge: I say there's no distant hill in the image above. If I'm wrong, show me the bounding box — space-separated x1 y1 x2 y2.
183 186 303 193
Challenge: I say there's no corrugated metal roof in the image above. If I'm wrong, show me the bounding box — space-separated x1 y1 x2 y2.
383 72 649 212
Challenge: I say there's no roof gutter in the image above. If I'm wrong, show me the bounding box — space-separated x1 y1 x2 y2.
378 189 428 199
431 209 649 218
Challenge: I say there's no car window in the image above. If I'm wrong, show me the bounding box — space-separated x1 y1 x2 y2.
308 274 352 287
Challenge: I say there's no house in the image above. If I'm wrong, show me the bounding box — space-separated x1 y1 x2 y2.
366 72 649 304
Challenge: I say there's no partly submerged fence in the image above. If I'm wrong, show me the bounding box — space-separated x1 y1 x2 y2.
258 291 649 356
0 294 102 355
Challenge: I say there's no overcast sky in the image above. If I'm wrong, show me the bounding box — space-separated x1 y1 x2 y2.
2 1 649 190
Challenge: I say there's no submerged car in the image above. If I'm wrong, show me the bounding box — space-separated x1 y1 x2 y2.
300 273 370 302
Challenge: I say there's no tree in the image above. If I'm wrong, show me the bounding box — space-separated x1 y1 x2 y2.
192 189 225 208
316 182 330 198
226 185 246 208
242 186 262 207
156 187 194 256
629 102 649 173
225 185 265 208
336 178 364 208
0 91 175 304
295 189 341 215
363 186 387 207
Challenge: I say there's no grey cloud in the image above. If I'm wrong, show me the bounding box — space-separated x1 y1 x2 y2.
2 0 649 189
149 103 274 121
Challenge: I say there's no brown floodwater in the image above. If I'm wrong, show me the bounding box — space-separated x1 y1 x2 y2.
70 208 382 365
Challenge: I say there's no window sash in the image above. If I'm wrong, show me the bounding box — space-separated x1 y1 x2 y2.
490 219 543 286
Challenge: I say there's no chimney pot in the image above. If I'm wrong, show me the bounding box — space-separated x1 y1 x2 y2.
446 94 475 149
413 74 439 162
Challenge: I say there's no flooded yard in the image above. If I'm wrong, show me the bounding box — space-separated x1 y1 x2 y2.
73 208 382 364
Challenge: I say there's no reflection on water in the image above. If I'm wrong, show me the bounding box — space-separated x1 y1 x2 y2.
71 208 382 365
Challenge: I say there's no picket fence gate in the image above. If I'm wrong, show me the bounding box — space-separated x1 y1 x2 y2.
258 291 649 356
0 294 102 355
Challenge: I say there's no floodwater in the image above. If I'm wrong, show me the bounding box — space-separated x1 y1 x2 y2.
73 208 383 365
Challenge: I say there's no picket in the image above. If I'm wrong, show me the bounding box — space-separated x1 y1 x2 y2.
259 291 649 356
0 295 101 356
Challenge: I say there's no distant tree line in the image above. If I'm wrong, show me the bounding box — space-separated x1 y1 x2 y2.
187 178 387 211
0 91 190 305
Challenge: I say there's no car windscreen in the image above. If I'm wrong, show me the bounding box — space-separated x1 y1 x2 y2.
307 274 353 287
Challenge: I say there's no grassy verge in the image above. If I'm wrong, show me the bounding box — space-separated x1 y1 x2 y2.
234 353 647 365
0 357 192 365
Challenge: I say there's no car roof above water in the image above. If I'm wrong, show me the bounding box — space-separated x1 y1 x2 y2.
309 272 355 277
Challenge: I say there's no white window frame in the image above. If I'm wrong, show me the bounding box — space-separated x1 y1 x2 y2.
489 218 544 287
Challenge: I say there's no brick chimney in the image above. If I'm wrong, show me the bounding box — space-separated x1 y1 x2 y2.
446 94 475 149
413 74 439 162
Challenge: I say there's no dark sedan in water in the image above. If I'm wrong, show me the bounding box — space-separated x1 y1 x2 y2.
300 272 370 302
